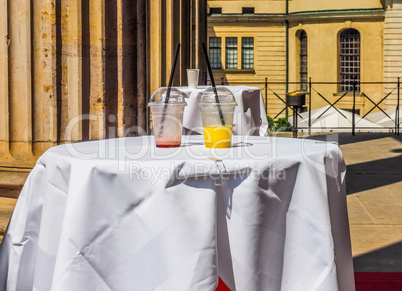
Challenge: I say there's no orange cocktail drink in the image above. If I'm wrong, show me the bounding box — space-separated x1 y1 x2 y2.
199 87 237 149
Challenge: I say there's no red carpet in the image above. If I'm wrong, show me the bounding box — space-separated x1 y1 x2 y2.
216 273 402 290
216 278 230 291
355 272 402 291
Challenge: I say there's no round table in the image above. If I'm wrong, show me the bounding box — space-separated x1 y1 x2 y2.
0 135 354 291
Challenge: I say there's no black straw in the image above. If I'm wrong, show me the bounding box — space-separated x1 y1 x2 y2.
202 43 226 126
158 43 181 138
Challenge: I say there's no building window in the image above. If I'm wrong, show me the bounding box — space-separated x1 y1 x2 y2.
242 37 254 69
209 7 222 15
209 37 221 69
225 37 238 69
299 31 308 91
339 29 360 92
242 7 254 14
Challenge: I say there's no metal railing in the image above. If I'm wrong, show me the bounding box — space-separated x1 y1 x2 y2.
220 77 401 135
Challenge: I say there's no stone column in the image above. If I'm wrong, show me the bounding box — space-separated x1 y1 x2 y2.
136 0 148 134
88 0 106 140
191 0 208 86
60 0 83 143
0 0 10 160
32 0 58 155
8 0 33 160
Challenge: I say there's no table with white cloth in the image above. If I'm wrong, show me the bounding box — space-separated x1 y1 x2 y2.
0 135 355 291
180 86 268 136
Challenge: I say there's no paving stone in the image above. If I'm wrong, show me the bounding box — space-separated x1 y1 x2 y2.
350 225 402 272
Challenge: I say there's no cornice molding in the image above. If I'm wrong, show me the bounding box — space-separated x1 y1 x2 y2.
208 9 385 24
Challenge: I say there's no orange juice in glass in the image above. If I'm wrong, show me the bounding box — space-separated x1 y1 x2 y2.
199 87 237 149
203 125 233 149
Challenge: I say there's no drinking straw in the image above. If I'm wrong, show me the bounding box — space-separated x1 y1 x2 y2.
202 42 226 126
158 43 180 138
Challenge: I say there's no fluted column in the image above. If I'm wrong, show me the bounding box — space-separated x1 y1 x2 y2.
8 0 33 159
88 0 106 140
136 0 148 134
192 0 207 86
32 0 58 155
0 0 10 159
60 0 83 143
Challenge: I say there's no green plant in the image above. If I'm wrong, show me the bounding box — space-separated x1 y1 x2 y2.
267 115 292 132
267 115 275 128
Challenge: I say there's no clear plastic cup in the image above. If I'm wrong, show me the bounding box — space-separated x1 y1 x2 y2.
199 87 237 149
148 87 187 148
187 69 199 89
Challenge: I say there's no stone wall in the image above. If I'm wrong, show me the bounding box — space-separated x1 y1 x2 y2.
384 0 402 107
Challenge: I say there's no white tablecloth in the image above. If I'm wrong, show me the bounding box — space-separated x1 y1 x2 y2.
0 136 355 291
180 86 268 136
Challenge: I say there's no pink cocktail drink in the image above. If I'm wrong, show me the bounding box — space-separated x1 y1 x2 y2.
151 105 185 147
148 87 187 148
155 138 181 148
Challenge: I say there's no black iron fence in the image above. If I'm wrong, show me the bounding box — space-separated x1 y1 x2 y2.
220 77 401 135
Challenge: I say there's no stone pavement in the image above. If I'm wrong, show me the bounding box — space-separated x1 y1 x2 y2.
1 132 402 271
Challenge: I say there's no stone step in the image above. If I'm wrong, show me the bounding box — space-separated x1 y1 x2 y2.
0 197 17 245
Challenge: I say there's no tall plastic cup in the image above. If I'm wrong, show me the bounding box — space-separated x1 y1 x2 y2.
148 87 187 148
187 69 199 89
199 87 237 149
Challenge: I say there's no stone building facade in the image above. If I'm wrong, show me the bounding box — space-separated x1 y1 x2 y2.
207 0 402 117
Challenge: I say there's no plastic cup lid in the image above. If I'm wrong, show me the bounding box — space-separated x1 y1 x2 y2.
148 87 187 106
199 86 237 105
